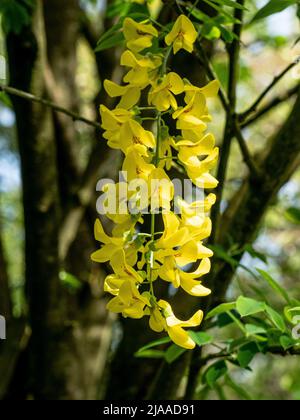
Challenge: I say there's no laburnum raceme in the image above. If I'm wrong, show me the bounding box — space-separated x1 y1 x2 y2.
92 15 220 349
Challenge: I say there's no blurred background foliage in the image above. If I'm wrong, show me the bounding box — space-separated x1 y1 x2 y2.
0 0 299 400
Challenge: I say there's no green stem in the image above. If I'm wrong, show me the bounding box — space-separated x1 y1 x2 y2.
161 46 173 76
148 112 162 296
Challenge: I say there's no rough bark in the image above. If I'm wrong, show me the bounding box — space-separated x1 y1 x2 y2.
7 1 115 400
43 0 82 208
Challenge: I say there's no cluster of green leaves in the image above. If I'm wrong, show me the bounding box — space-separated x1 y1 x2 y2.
251 0 300 23
0 0 34 34
135 267 300 398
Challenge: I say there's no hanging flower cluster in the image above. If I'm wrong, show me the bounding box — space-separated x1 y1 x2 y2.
92 15 219 349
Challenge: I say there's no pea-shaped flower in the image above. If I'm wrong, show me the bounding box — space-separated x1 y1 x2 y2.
165 15 198 54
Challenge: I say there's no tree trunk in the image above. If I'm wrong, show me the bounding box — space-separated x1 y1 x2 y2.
0 216 12 318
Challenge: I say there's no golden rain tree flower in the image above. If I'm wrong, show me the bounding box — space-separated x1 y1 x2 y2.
103 80 141 109
92 15 220 350
120 50 162 86
123 17 158 53
149 300 204 349
165 14 198 55
148 72 185 111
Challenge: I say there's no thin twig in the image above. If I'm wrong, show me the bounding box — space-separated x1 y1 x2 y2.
0 83 102 130
240 84 299 128
233 118 261 179
239 61 298 123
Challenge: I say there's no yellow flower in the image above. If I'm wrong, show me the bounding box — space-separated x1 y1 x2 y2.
175 133 219 189
149 168 174 212
173 92 211 132
184 80 220 101
123 145 155 182
165 15 198 54
91 219 138 265
156 236 212 291
148 72 184 111
122 119 156 152
105 250 150 319
91 219 124 263
149 300 204 349
158 136 174 170
100 105 132 132
123 17 158 53
100 106 155 153
177 194 216 230
107 279 150 319
121 50 162 86
156 212 189 249
104 79 141 109
104 249 143 296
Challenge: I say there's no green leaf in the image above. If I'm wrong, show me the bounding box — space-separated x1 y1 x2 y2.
225 375 252 400
165 344 187 364
265 306 286 332
217 312 236 327
244 245 268 264
135 336 171 355
206 302 236 319
284 306 300 323
236 296 266 317
188 331 213 347
251 0 299 23
285 207 300 225
209 245 239 268
237 342 259 368
204 360 228 388
0 0 32 34
203 0 241 23
257 269 291 304
280 335 297 350
135 349 165 359
202 24 221 40
219 25 236 43
213 0 247 9
59 271 82 292
245 324 267 336
95 31 125 52
0 92 12 108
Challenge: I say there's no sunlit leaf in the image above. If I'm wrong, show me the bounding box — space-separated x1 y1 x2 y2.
206 302 236 319
135 336 171 356
188 331 213 347
236 296 266 317
251 0 299 23
257 269 291 304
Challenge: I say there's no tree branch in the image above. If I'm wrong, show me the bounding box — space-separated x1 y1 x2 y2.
0 83 101 130
233 118 262 179
239 61 298 123
213 86 300 305
241 84 299 128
